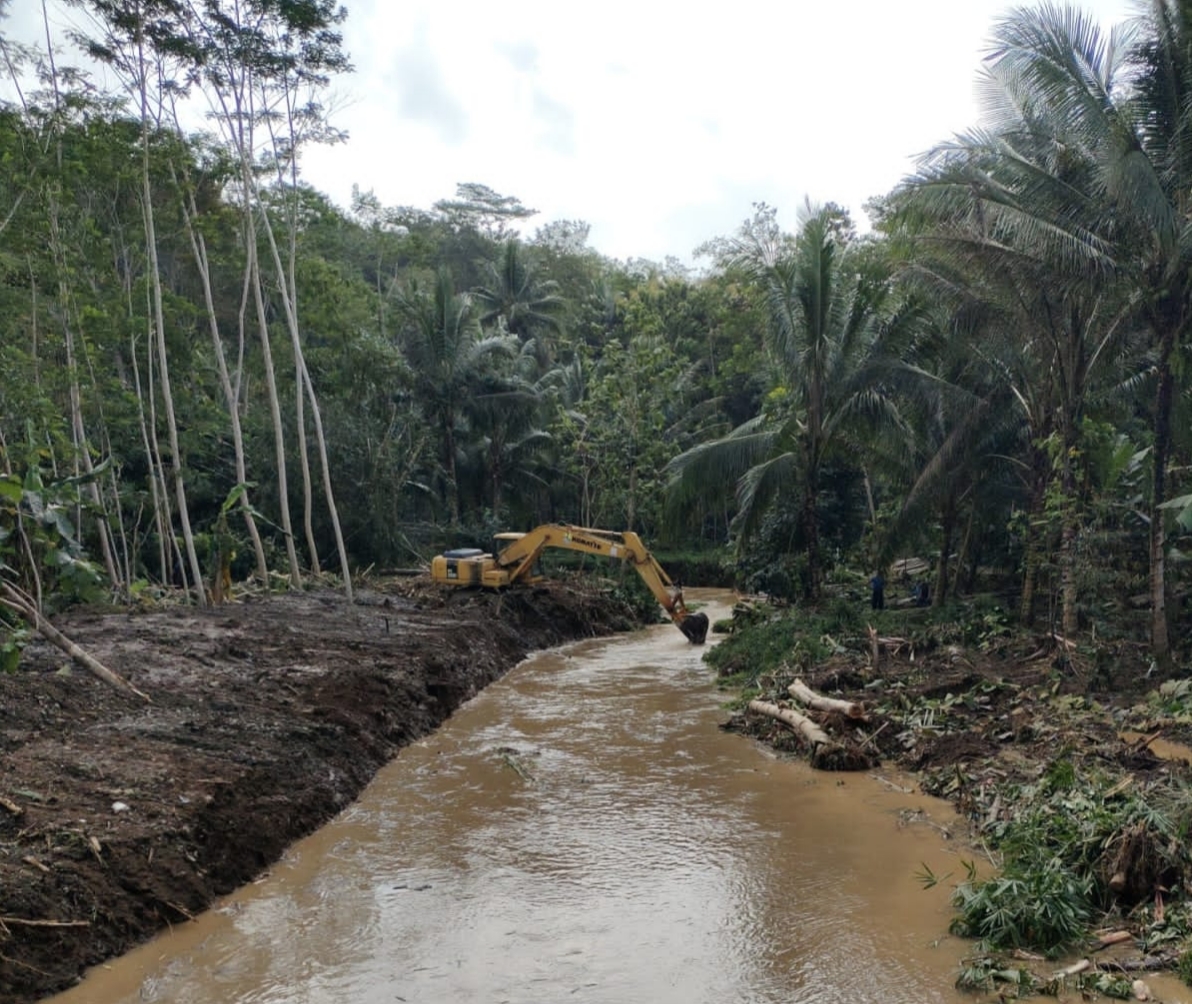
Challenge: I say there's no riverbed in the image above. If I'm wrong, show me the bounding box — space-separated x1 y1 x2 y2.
48 590 977 1003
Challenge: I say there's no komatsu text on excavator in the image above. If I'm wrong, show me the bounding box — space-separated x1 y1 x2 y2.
430 524 709 644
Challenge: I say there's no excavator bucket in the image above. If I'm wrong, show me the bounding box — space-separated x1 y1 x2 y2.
679 612 709 645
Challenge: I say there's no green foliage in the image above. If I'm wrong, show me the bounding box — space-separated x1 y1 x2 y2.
942 764 1192 959
601 570 665 627
702 606 863 682
950 860 1091 953
0 618 30 674
954 957 1034 995
0 466 105 609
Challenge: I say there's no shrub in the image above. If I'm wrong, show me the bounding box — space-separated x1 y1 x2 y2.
950 860 1092 954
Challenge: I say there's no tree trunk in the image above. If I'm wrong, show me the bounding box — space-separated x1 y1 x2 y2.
1019 456 1047 627
297 357 352 599
1 583 149 702
249 238 302 589
173 165 269 584
788 680 866 719
49 203 119 592
934 494 955 607
627 461 638 532
953 499 976 599
444 418 461 526
748 699 833 748
138 82 204 605
1149 327 1174 664
129 322 170 585
294 353 320 574
1059 445 1080 638
802 469 821 601
491 448 503 525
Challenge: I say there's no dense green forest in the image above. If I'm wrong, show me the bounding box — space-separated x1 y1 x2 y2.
2 0 1191 665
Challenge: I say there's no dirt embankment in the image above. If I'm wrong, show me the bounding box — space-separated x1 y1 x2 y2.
727 638 1170 797
0 577 646 1004
724 627 1192 990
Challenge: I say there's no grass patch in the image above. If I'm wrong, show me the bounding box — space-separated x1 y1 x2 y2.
704 613 832 683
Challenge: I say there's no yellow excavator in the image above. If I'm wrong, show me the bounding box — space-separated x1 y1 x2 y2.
430 524 709 644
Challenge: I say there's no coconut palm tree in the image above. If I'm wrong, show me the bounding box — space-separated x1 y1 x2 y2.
459 341 553 524
666 203 918 599
891 134 1134 631
474 239 566 369
392 268 516 525
894 1 1189 658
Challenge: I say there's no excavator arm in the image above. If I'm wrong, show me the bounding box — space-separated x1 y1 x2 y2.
491 525 709 644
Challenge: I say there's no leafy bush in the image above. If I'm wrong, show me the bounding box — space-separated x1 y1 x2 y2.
950 859 1092 953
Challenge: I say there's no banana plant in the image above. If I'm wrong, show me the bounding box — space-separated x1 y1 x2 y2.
0 461 148 697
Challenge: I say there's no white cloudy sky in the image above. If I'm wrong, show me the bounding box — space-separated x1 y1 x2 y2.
15 0 1133 261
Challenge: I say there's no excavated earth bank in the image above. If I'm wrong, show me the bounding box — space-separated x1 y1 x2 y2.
0 577 646 1004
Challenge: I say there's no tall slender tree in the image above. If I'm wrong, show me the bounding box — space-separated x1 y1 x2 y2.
69 0 207 603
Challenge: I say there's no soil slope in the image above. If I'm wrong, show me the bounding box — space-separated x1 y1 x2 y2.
0 576 646 1004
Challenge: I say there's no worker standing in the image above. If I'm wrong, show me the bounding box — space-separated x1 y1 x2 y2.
869 572 885 611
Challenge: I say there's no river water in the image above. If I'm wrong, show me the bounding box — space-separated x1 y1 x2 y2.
51 590 982 1004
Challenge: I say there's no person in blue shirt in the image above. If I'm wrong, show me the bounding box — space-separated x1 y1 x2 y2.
869 572 885 610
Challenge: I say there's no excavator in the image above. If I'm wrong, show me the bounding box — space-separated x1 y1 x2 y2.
430 524 709 644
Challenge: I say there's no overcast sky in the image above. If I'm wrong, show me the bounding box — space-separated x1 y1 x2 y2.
15 0 1133 262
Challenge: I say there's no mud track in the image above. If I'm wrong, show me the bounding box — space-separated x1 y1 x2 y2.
0 577 647 1004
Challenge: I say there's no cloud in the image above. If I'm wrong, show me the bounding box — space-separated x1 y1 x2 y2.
531 87 574 156
389 26 468 145
497 39 539 74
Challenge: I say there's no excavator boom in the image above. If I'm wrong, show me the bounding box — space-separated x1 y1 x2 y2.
430 524 709 644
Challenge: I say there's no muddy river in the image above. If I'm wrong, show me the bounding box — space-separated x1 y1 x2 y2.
51 590 980 1003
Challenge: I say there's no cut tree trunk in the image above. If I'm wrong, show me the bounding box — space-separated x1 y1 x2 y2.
747 699 875 770
749 699 832 746
788 679 867 720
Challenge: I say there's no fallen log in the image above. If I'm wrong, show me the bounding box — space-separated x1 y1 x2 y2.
1 582 150 702
788 679 867 720
1096 930 1134 948
749 699 832 747
747 700 876 771
1050 958 1090 979
1101 952 1180 973
0 916 90 929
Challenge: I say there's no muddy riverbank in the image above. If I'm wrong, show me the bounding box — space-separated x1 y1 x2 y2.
722 613 1192 997
0 577 648 1004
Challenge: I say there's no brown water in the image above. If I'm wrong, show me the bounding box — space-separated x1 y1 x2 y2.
52 590 980 1004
